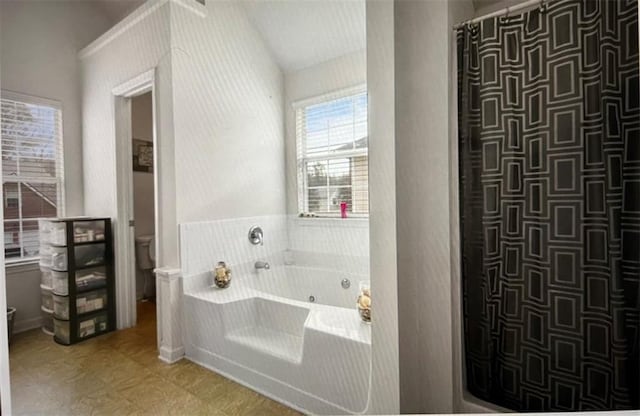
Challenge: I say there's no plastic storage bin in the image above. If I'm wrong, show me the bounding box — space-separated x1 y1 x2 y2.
39 245 53 268
53 289 107 320
75 244 106 268
38 219 52 245
52 294 68 319
49 219 107 246
51 267 107 296
40 266 52 287
53 318 70 343
73 221 106 243
41 284 53 310
47 217 113 345
51 244 106 271
54 311 109 345
41 306 54 335
51 246 67 271
77 289 107 314
76 268 107 292
51 270 67 295
49 221 67 246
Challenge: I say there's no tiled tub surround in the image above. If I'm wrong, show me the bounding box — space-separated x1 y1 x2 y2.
179 216 371 414
180 215 289 278
287 216 370 276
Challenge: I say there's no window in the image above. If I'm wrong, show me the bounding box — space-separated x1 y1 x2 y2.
295 88 368 216
1 92 64 261
4 189 18 209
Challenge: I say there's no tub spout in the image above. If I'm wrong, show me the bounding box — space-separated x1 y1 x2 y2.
255 261 270 270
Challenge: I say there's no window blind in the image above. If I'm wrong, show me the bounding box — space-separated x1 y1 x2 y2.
295 90 369 216
1 92 64 261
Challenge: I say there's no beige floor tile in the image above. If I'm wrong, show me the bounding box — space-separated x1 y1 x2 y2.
9 301 302 416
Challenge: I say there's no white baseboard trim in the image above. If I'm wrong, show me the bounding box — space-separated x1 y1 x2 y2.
13 316 42 334
186 344 352 415
158 345 185 364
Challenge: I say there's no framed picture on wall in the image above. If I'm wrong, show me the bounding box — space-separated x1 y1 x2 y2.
132 138 153 173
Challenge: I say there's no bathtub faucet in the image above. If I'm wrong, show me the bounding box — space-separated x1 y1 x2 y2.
255 261 270 270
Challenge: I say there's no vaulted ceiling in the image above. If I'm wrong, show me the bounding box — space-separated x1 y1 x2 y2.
240 0 366 72
89 0 512 73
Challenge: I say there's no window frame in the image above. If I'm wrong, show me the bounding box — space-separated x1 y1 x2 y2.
1 90 65 265
293 84 368 218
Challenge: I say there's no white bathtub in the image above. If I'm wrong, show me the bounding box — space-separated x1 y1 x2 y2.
183 265 372 415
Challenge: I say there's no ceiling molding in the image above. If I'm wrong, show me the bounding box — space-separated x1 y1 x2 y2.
78 0 206 60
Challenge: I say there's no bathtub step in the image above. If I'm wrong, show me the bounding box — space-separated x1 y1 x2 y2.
226 326 304 364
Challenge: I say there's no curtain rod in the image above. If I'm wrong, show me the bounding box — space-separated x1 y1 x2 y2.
453 0 551 30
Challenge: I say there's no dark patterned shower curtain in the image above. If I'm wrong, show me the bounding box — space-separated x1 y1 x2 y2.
457 0 639 411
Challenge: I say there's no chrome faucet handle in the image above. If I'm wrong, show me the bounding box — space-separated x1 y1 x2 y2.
255 261 270 270
248 226 263 245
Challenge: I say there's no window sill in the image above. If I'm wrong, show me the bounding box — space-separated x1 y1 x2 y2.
5 258 40 269
294 217 369 228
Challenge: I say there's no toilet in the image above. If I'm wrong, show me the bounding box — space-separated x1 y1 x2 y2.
135 235 155 269
135 235 155 298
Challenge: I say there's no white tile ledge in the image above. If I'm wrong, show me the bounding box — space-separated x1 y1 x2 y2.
155 267 182 280
294 217 369 228
188 287 371 344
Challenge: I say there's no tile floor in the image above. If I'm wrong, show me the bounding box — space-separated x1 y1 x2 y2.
9 302 301 415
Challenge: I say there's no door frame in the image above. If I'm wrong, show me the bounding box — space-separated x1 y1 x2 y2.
112 69 158 329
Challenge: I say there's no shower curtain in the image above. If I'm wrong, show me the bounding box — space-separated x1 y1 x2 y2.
457 0 639 411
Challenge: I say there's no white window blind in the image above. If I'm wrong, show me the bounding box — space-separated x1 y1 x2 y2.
1 92 64 261
295 89 368 216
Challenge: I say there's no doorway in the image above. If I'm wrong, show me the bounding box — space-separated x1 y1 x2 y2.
131 92 156 305
112 69 159 330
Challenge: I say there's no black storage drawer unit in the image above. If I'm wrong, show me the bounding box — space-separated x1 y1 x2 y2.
40 217 115 345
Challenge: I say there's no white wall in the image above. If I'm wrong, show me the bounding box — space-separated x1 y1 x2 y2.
4 265 41 333
81 1 174 257
395 0 453 412
132 92 155 299
170 0 286 224
81 0 286 324
366 0 400 413
0 0 116 333
80 0 175 328
392 0 495 413
366 0 496 413
0 0 115 216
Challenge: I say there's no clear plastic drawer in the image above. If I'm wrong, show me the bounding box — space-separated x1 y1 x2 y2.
41 306 54 335
75 244 106 268
40 266 52 288
51 246 67 271
49 222 67 246
52 267 107 296
54 311 109 345
73 220 106 243
40 285 53 310
51 244 106 271
53 289 107 320
39 245 53 268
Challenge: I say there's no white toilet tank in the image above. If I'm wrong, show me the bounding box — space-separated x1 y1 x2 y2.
135 235 155 270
